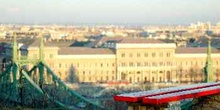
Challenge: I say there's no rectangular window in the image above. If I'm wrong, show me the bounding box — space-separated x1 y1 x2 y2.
152 53 156 57
137 53 141 57
159 52 163 57
129 62 134 67
50 54 53 58
167 62 172 66
59 63 62 68
144 62 148 66
168 53 171 57
121 63 126 67
129 53 133 57
152 62 157 67
121 53 125 57
144 53 148 57
137 62 141 67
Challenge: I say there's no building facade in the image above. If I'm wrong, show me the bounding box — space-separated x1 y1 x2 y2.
1 38 220 83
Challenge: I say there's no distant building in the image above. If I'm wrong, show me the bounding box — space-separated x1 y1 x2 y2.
1 37 220 83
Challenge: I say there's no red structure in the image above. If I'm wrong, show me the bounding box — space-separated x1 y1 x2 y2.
114 82 220 109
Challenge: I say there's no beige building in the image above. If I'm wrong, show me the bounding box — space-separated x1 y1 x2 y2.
2 37 220 83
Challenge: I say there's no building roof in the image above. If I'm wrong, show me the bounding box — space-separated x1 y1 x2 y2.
119 38 173 44
92 36 174 47
176 47 220 54
27 39 73 47
58 47 115 55
92 36 124 47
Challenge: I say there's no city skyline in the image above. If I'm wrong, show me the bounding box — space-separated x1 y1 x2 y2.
0 0 220 25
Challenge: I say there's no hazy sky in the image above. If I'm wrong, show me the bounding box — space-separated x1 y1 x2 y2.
0 0 219 25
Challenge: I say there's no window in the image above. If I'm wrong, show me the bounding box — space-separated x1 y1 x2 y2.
112 63 115 67
167 62 172 66
152 53 156 57
121 63 126 67
152 62 157 67
145 77 147 82
144 62 148 66
101 63 103 67
159 52 163 57
49 54 54 58
121 53 125 57
129 53 133 57
167 53 170 57
144 53 148 57
137 53 141 57
137 62 141 67
129 62 134 67
59 63 62 68
58 71 61 77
